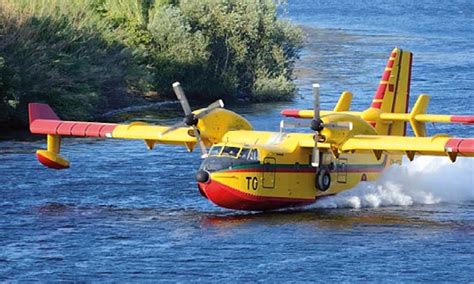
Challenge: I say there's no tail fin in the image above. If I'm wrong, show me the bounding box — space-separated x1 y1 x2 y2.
370 48 413 136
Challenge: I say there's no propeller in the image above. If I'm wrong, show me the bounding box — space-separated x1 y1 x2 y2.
161 82 224 157
309 84 352 167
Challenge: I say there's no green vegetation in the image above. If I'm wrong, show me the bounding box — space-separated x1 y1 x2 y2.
0 0 302 129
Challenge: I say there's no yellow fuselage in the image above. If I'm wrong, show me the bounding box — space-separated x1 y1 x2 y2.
197 130 402 211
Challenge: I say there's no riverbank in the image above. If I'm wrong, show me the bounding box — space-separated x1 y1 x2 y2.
0 0 302 131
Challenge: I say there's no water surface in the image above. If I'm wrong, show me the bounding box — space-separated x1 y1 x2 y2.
1 0 473 281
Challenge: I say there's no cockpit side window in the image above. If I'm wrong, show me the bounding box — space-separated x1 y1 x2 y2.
221 146 241 158
208 146 222 156
248 149 259 161
239 148 251 159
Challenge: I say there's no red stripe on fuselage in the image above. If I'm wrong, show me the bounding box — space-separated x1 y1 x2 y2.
224 167 386 174
223 161 387 175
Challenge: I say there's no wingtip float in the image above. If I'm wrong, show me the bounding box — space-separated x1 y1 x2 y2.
29 48 474 211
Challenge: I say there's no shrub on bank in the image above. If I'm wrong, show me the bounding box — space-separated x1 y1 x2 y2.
0 0 302 128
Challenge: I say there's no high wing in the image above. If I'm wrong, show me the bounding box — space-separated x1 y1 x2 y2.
29 103 197 169
340 135 474 162
294 131 474 162
29 103 196 144
29 98 252 170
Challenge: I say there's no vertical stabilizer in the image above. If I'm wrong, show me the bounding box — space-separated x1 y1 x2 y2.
370 48 413 135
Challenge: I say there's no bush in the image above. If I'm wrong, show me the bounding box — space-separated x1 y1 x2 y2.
253 73 296 102
0 0 302 129
0 0 151 126
0 56 14 123
176 0 303 100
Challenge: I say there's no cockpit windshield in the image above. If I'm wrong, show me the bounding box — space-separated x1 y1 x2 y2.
208 145 259 160
221 146 240 157
208 146 222 157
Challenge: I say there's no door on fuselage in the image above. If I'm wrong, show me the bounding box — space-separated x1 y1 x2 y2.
336 158 348 183
262 157 276 188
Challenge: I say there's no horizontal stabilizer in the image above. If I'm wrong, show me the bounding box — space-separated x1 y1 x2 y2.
281 109 363 119
281 94 473 137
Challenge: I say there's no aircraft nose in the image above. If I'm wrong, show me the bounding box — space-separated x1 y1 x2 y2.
196 170 210 183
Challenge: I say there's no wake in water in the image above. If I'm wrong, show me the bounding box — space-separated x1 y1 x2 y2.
314 157 474 209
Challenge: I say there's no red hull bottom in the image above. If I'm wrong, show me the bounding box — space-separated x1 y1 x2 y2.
198 180 315 211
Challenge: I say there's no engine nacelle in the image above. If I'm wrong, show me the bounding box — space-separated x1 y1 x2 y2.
320 113 377 145
196 108 253 145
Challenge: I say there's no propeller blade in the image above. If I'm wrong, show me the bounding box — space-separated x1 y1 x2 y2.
161 121 187 136
322 122 353 130
312 83 321 167
169 82 213 156
193 126 208 157
313 83 320 123
207 99 224 110
280 120 311 129
195 99 224 119
172 82 192 116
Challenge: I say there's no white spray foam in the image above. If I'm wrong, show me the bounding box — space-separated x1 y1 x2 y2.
314 156 474 209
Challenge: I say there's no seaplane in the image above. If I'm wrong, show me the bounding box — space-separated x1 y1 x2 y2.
29 48 474 211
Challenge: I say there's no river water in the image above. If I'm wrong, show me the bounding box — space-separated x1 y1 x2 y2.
1 0 473 281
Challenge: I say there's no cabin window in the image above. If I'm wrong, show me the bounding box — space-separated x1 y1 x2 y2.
208 146 222 156
221 146 241 158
